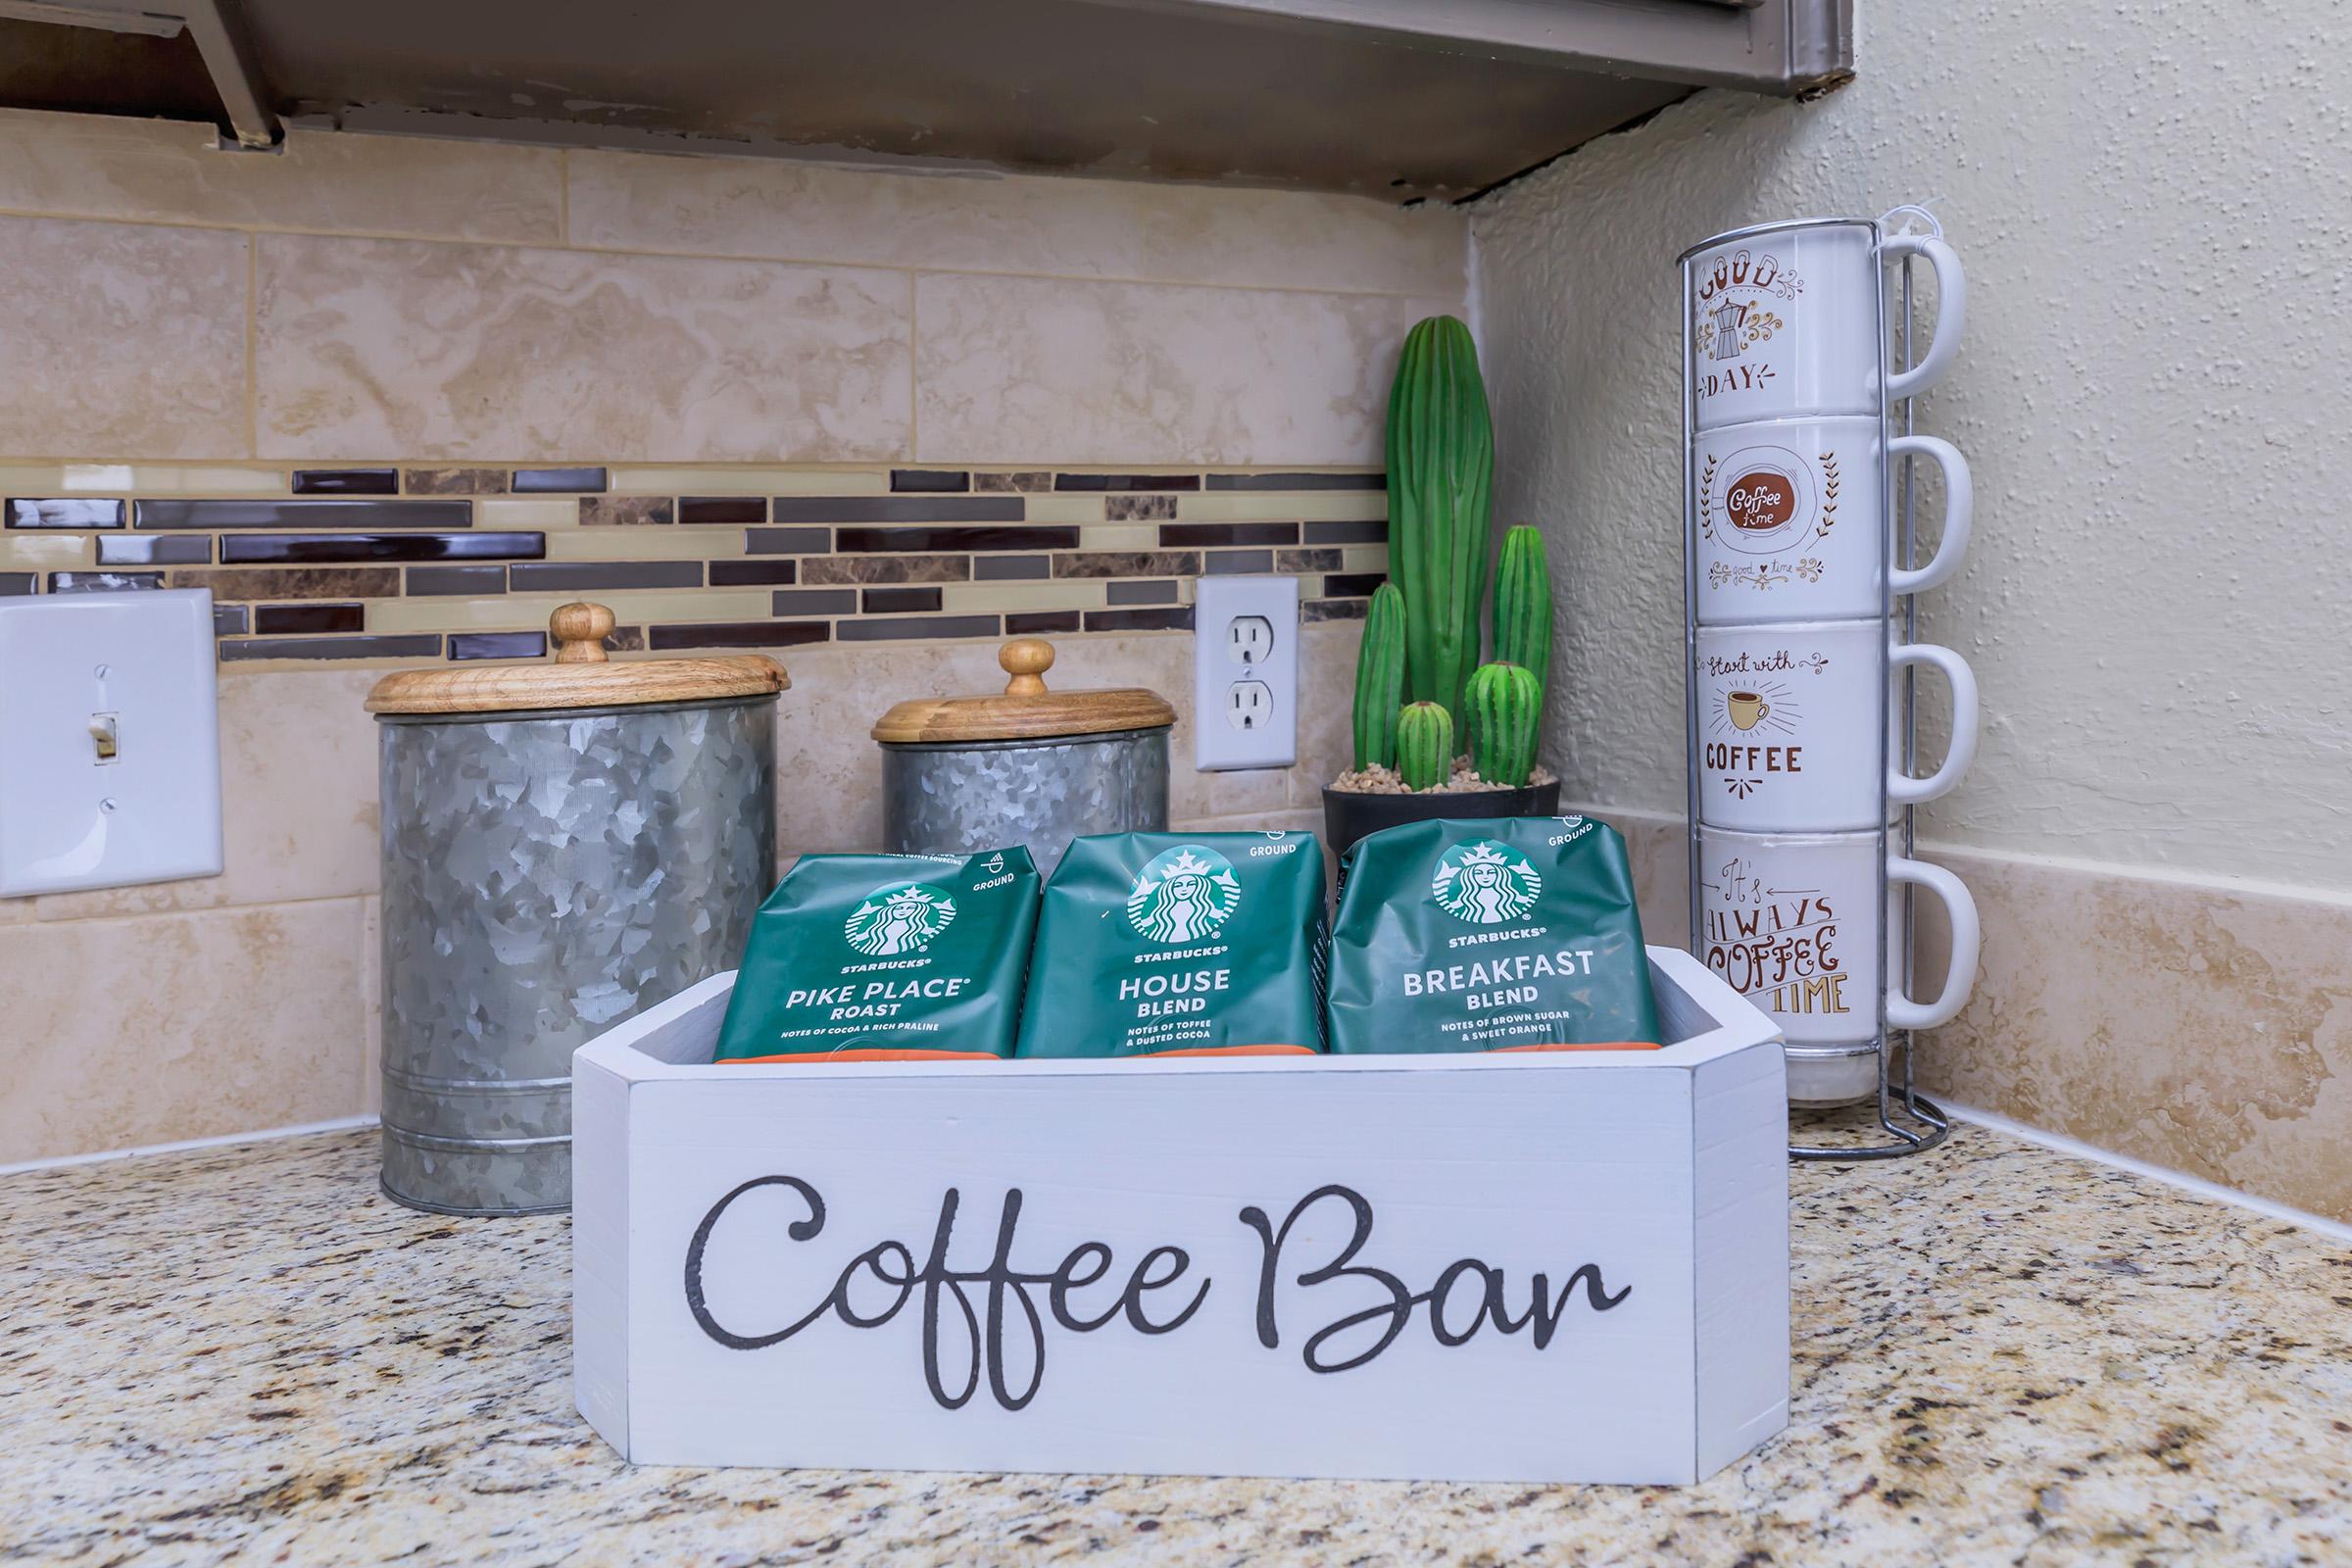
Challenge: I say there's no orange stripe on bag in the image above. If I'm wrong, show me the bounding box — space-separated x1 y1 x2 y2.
722 1048 1004 1064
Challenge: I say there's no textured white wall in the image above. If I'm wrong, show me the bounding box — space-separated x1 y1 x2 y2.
1470 3 2352 891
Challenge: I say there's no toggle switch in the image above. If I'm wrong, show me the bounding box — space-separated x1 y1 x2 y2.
90 711 120 763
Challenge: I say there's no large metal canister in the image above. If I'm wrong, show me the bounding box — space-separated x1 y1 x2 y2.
365 603 788 1215
873 638 1173 873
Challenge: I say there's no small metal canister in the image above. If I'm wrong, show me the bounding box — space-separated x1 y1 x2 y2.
873 637 1174 873
365 603 789 1215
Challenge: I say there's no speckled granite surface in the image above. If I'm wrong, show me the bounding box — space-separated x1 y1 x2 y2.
2 1122 2346 1566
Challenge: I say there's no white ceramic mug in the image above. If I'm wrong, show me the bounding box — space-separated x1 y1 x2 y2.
1695 826 1980 1048
1687 220 1966 431
1695 619 1978 833
1691 415 1971 625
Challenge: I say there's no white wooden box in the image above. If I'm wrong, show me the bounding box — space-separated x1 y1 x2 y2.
572 946 1788 1485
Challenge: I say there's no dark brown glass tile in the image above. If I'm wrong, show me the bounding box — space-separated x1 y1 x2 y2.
292 467 397 496
890 469 970 493
0 572 33 596
508 561 701 592
1053 551 1200 579
98 534 210 565
974 471 1051 493
48 571 161 593
220 634 443 662
836 614 1002 642
136 499 470 530
773 497 1022 523
580 496 673 526
745 526 831 555
512 466 607 493
168 567 400 602
9 498 123 529
221 531 541 564
768 588 858 615
862 586 943 613
1054 473 1200 492
1206 471 1386 491
649 620 829 651
254 602 365 635
1303 598 1370 623
1105 495 1177 521
1005 610 1081 635
802 554 969 585
1302 519 1388 545
1106 579 1179 606
1203 550 1274 575
679 496 766 525
404 466 508 495
408 564 507 596
974 555 1050 581
709 560 798 586
451 631 547 661
1323 572 1385 598
1085 607 1194 633
213 603 248 634
1160 522 1297 548
1275 548 1344 573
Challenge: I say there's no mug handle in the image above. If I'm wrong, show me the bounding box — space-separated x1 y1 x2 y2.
1886 856 1980 1031
1886 433 1972 596
1886 640 1979 804
1883 235 1966 401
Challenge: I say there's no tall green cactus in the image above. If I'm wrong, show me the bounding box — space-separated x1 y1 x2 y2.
1350 582 1407 770
1388 316 1494 723
1493 524 1552 702
1465 661 1541 788
1395 701 1453 792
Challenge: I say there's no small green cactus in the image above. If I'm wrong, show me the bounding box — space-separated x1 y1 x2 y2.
1389 316 1494 723
1351 582 1407 771
1493 525 1552 702
1465 661 1541 788
1395 701 1454 792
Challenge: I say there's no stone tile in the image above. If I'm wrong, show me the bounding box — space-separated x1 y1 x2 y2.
1053 551 1200 578
914 274 1443 466
0 217 248 459
403 466 509 495
0 899 368 1162
800 554 970 585
973 471 1052 493
579 496 675 526
0 110 561 242
256 235 911 463
1106 495 1178 521
167 567 400 601
568 147 1468 296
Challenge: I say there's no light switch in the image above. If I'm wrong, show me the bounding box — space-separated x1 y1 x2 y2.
0 589 223 897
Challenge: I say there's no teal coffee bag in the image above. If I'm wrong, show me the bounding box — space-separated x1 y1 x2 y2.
712 849 1040 1063
1328 816 1661 1054
1015 831 1326 1058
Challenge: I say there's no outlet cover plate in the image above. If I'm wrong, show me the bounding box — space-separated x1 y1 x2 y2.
1194 575 1298 771
0 589 223 897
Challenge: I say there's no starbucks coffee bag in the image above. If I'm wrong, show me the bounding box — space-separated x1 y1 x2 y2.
712 849 1040 1063
1015 831 1326 1058
1328 816 1661 1054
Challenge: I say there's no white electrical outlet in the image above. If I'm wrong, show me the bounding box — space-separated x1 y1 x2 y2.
1194 576 1297 770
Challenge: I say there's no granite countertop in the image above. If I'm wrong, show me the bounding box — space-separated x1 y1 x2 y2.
3 1122 2347 1566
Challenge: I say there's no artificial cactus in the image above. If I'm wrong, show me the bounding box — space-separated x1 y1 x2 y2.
1388 316 1494 723
1395 701 1454 792
1465 661 1542 789
1493 525 1552 702
1350 582 1407 770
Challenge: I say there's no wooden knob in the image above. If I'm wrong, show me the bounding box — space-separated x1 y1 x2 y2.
1000 637 1054 697
550 601 616 664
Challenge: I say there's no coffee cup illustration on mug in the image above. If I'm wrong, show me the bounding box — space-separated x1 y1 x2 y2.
1687 220 1966 431
1726 691 1770 730
1691 415 1971 625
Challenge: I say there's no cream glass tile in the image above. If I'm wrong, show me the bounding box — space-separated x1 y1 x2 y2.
915 274 1438 466
256 235 912 463
0 111 562 244
0 534 90 569
1175 491 1390 522
939 579 1106 613
569 148 1468 297
0 218 248 460
1075 524 1164 550
606 466 892 495
0 898 368 1163
57 464 286 495
473 497 578 529
1018 496 1105 523
367 589 772 633
1341 544 1392 571
540 529 735 562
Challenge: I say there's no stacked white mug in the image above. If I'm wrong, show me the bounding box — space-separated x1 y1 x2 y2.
1678 217 1983 1108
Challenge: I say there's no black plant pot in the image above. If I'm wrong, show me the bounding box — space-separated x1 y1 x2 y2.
1321 778 1563 861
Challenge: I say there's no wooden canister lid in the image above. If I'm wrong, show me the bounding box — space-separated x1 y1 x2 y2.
365 602 790 716
870 638 1175 744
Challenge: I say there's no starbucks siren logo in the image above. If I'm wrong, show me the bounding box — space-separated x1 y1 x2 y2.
844 883 957 956
1126 846 1243 945
1432 840 1542 925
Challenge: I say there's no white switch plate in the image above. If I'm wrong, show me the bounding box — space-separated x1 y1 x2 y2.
0 589 223 897
1193 575 1298 771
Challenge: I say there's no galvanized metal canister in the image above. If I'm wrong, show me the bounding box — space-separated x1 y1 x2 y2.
366 603 788 1215
873 638 1174 873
